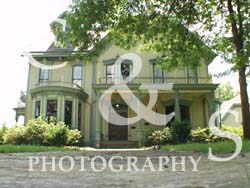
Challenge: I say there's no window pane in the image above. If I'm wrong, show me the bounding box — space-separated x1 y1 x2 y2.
73 80 82 87
40 69 49 81
65 100 72 127
121 63 130 79
106 64 114 75
106 64 115 83
153 65 163 77
73 66 82 80
186 66 198 84
47 100 57 119
153 64 164 83
180 105 190 122
35 101 41 118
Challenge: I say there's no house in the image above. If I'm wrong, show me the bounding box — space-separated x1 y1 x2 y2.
14 16 218 148
221 95 243 127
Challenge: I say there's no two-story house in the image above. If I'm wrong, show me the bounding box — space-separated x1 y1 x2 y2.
15 16 218 148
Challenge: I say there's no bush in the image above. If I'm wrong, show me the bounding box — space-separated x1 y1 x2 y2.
25 118 48 145
44 123 69 146
191 127 222 143
3 125 28 145
171 121 192 144
148 128 173 145
221 126 243 138
2 118 83 146
67 129 82 146
148 124 244 146
0 125 8 144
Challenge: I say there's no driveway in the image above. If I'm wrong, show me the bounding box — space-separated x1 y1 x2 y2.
0 150 249 188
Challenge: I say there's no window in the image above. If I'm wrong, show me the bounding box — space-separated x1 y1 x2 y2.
186 66 198 84
121 61 131 80
47 100 57 120
165 105 175 127
78 103 82 131
165 104 191 126
153 64 164 83
35 101 41 118
64 100 72 126
72 65 83 87
106 64 115 83
180 104 190 122
39 69 49 82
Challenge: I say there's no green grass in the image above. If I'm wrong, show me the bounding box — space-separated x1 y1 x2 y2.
161 140 250 153
0 144 77 153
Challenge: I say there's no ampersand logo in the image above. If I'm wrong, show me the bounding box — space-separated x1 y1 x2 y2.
99 53 175 126
23 18 68 70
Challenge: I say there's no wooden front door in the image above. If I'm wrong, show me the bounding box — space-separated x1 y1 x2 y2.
108 104 128 141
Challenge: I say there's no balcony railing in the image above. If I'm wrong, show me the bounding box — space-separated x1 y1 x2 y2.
30 81 88 100
98 77 211 84
33 81 83 90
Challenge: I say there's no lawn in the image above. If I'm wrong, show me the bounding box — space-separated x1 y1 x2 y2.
0 144 77 153
161 140 250 153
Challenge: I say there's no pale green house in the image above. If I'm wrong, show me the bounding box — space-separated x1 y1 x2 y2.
14 16 218 148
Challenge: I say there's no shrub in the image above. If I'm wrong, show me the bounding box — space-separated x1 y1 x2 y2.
148 127 173 145
66 129 82 146
0 125 8 144
3 125 28 144
221 126 243 138
2 118 82 146
44 122 68 146
191 127 222 143
171 121 192 143
25 118 49 145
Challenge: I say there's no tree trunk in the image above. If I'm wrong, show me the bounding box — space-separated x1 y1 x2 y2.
227 0 250 139
238 67 250 139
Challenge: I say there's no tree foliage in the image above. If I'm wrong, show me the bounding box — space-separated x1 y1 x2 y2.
57 0 250 139
215 82 239 101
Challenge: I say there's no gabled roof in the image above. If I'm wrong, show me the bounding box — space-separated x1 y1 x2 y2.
46 42 74 53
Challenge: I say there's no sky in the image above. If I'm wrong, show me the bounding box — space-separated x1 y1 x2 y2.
0 0 241 127
0 0 72 126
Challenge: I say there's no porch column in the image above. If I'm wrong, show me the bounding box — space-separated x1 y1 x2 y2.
57 97 61 122
72 98 77 129
41 95 47 119
61 95 65 122
95 93 101 148
202 97 208 127
174 92 181 121
136 92 143 147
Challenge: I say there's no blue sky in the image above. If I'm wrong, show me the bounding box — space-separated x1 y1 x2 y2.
0 0 240 126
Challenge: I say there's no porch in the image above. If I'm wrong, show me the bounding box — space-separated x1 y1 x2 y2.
91 84 218 148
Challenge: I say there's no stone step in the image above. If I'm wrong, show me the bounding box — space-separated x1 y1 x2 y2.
100 141 139 149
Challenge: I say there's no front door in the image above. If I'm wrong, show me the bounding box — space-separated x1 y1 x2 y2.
108 104 128 141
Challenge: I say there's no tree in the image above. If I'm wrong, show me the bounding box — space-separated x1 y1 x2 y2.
57 0 250 139
215 82 238 101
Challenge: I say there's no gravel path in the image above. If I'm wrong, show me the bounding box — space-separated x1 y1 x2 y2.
0 150 249 188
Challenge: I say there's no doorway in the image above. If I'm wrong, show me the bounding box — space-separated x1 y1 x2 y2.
108 103 128 141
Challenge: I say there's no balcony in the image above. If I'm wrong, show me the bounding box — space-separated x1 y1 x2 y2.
97 76 212 85
30 81 88 99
